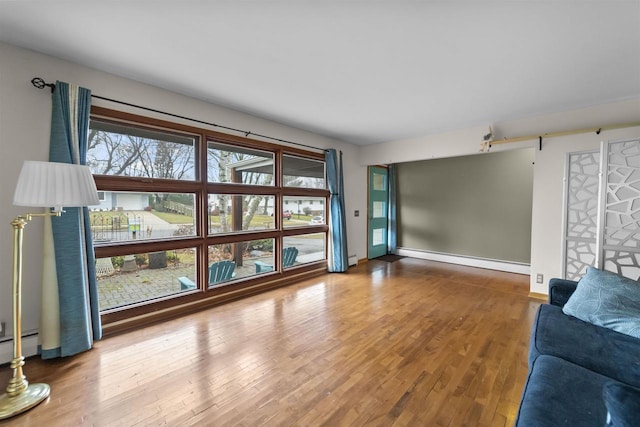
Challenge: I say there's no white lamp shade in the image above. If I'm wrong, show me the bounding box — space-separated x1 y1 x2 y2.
13 161 100 211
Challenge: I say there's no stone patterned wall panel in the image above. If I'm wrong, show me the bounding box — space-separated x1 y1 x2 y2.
564 150 600 280
601 139 640 280
565 240 598 280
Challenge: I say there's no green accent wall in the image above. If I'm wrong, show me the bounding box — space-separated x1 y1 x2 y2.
397 148 534 263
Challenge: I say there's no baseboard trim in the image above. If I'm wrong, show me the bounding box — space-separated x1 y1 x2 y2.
0 333 39 365
528 292 548 301
397 248 531 275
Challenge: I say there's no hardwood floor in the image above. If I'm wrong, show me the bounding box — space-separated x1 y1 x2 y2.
0 258 540 426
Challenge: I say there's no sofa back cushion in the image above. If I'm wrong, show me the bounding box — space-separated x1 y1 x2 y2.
563 267 640 339
530 304 640 388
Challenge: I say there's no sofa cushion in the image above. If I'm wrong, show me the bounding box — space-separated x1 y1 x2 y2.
603 382 640 427
563 267 640 339
516 355 609 427
529 304 640 388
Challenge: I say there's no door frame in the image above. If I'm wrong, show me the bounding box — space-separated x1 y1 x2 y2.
367 165 389 259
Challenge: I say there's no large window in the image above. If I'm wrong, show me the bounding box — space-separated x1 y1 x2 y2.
89 108 329 326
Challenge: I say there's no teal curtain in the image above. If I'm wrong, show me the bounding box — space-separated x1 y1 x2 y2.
388 164 397 254
41 81 101 359
326 149 349 272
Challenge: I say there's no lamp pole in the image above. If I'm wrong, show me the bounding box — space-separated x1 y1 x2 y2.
0 213 55 419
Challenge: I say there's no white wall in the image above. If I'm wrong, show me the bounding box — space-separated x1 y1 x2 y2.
361 98 640 294
0 42 367 343
359 124 491 166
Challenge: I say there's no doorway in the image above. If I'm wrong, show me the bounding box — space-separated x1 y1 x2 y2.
368 166 388 259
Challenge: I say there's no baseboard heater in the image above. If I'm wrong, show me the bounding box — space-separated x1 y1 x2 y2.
0 332 39 365
397 248 530 275
348 254 358 266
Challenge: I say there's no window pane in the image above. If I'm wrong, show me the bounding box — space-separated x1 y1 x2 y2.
90 192 195 244
208 194 276 234
373 172 386 191
88 120 196 180
283 155 325 188
372 228 385 245
283 233 326 266
97 248 197 311
283 196 326 228
208 239 275 286
207 142 274 185
373 201 386 218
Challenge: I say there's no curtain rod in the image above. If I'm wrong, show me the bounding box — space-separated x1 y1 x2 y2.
491 121 640 148
31 77 328 153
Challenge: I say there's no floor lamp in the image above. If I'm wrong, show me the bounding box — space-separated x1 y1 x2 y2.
0 161 99 420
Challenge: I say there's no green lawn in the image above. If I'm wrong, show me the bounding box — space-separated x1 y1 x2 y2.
152 211 193 224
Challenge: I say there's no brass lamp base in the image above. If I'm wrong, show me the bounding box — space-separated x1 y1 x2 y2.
0 383 50 420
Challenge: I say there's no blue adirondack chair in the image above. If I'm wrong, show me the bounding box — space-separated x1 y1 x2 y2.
179 260 236 290
255 247 298 273
209 260 236 284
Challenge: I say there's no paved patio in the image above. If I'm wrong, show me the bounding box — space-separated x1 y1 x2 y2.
97 259 268 311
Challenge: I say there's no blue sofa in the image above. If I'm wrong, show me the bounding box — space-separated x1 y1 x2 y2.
516 278 640 426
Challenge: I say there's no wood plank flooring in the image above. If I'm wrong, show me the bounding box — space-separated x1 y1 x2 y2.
0 258 540 426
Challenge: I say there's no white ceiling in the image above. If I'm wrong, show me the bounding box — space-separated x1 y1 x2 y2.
1 1 639 145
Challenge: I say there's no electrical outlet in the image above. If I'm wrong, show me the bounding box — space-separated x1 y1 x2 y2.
0 321 5 338
536 274 544 284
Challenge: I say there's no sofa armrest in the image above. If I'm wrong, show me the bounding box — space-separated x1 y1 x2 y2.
548 278 578 307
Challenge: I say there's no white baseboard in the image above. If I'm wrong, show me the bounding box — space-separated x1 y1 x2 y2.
0 334 39 365
397 248 530 275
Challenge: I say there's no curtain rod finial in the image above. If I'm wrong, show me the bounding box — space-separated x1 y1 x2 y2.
31 77 55 93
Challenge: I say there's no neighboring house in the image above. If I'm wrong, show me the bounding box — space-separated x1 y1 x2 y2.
283 198 325 217
91 191 149 211
208 197 325 217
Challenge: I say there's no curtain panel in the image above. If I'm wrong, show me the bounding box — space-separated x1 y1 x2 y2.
325 149 349 272
40 81 101 359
